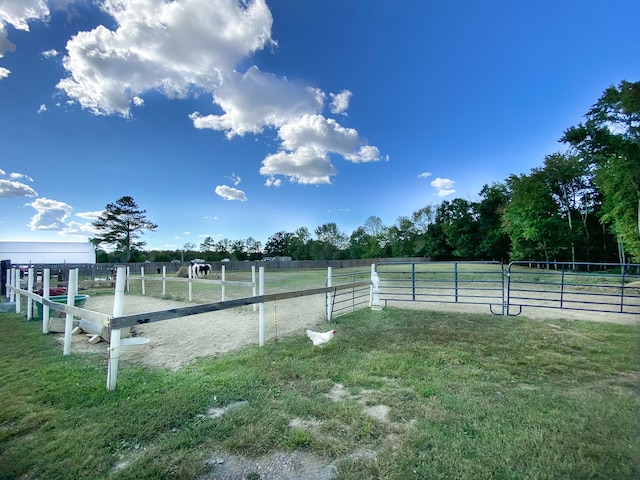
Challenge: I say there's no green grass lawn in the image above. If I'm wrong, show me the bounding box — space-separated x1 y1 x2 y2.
1 306 638 479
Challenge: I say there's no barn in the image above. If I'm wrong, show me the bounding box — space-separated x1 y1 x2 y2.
0 241 96 265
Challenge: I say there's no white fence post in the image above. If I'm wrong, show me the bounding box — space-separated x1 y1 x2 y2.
221 265 226 301
162 266 166 298
188 263 193 301
63 269 78 355
252 265 257 312
14 269 21 314
27 267 34 320
258 266 264 346
107 265 127 391
326 267 332 322
141 267 145 296
9 267 16 302
42 268 50 334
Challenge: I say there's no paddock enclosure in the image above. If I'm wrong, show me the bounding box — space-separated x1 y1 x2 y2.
4 260 640 390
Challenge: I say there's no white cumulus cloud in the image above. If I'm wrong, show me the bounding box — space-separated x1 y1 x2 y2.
260 146 337 185
76 210 104 220
26 197 72 230
9 172 34 182
0 0 48 77
430 177 455 197
190 66 324 137
0 179 37 197
215 184 248 201
57 0 275 117
264 176 281 187
3 0 385 188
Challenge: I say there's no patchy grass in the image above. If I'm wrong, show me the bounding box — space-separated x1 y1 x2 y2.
0 307 638 479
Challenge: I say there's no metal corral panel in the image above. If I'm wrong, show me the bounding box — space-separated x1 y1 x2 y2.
0 241 96 264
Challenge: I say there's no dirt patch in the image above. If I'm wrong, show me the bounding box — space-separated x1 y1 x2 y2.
65 293 328 370
202 451 337 480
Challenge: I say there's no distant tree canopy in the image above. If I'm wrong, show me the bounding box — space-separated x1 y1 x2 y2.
92 196 157 263
95 81 640 265
561 80 640 261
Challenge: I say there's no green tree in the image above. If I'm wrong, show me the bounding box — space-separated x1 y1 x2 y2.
215 238 231 257
436 198 481 259
562 80 640 261
541 152 595 265
314 222 348 249
503 172 565 261
363 215 385 237
200 236 215 253
92 196 157 263
475 183 510 261
244 237 263 260
231 239 246 260
387 216 415 257
264 231 293 257
289 227 311 260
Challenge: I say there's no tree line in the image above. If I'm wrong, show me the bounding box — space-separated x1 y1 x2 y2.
92 80 639 264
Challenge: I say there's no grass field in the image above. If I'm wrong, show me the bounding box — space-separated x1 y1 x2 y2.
1 301 638 479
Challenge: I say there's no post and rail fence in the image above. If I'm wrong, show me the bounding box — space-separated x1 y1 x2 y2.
4 260 639 390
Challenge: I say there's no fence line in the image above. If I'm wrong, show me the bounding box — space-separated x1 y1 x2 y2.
10 260 638 390
5 265 371 390
130 265 256 303
371 260 640 317
375 261 505 315
326 267 373 319
506 261 640 316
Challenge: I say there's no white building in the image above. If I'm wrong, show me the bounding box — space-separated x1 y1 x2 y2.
0 241 96 265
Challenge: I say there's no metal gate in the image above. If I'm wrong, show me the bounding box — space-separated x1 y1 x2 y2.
375 261 506 314
328 261 640 318
506 261 640 316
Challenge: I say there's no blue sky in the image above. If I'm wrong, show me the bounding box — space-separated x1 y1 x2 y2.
1 0 639 251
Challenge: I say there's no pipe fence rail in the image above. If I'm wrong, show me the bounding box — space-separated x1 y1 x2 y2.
375 261 506 315
506 261 640 316
326 268 372 320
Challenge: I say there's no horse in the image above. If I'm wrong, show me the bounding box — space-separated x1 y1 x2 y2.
190 262 211 278
198 264 211 277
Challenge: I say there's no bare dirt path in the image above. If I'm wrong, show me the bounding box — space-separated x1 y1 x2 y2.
69 293 328 370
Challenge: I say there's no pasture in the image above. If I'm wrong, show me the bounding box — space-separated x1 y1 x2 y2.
1 269 639 480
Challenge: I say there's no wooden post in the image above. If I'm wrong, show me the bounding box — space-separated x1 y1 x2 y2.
188 263 193 301
258 266 264 346
63 269 78 355
107 265 127 391
141 266 145 296
42 268 50 334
